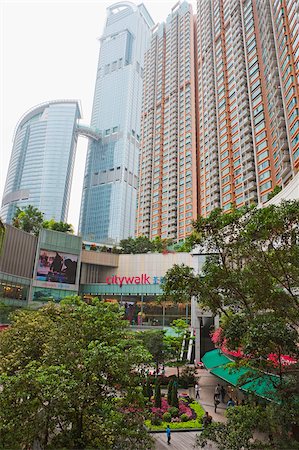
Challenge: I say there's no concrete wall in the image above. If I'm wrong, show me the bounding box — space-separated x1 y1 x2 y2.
264 172 299 206
116 252 194 278
0 224 37 278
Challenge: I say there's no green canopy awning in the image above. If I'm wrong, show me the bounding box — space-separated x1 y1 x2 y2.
202 349 232 369
203 349 279 402
210 365 250 386
241 374 279 401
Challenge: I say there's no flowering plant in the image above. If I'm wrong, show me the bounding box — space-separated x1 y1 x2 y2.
150 397 194 421
211 328 297 367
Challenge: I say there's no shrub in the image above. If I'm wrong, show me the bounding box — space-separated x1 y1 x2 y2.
154 380 161 408
167 378 174 405
168 407 179 418
180 366 197 388
171 381 179 408
180 413 189 422
162 412 172 422
151 414 162 426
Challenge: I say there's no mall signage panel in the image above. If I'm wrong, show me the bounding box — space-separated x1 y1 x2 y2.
106 274 165 287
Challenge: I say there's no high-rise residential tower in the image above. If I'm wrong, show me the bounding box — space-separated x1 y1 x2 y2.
136 1 197 241
197 0 299 216
1 100 81 224
137 0 298 238
269 0 299 171
79 2 154 244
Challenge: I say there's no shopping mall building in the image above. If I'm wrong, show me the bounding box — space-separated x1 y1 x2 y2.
0 225 216 360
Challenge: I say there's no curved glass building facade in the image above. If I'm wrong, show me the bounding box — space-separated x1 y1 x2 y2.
79 2 154 244
1 100 81 223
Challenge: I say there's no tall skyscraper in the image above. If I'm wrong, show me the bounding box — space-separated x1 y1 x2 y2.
137 0 298 238
197 0 298 215
269 0 299 171
1 100 81 224
79 2 154 244
136 1 197 241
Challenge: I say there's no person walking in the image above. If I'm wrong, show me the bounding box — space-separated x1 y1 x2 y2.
195 382 200 399
220 385 226 403
214 393 220 413
215 383 221 396
166 425 171 445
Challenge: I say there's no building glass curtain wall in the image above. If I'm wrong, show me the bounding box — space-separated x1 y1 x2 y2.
1 100 81 224
79 2 154 244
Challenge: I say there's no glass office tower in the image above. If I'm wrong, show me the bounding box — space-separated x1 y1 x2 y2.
79 2 154 244
1 100 81 223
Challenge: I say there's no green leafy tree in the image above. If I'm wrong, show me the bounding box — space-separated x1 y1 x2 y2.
267 184 282 200
119 236 173 254
119 236 155 254
164 319 189 379
139 330 167 375
167 378 174 405
145 377 153 401
163 202 299 447
154 379 161 408
160 264 200 304
170 380 179 408
197 404 299 450
42 218 74 233
12 204 44 235
0 297 153 449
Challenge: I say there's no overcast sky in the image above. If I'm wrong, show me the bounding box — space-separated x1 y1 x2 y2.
0 0 196 231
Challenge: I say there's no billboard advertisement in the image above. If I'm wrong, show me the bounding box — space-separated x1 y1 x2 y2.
36 249 78 285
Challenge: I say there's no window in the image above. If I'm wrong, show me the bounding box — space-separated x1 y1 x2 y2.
257 150 268 162
259 170 271 181
260 180 272 191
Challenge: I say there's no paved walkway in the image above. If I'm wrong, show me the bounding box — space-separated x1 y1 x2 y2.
152 366 229 449
153 431 217 450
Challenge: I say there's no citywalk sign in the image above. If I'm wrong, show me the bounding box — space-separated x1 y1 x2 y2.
106 274 165 288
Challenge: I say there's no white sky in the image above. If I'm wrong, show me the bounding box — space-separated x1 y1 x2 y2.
0 0 196 232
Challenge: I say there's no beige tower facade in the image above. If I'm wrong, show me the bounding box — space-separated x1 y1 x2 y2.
137 0 299 237
136 1 197 241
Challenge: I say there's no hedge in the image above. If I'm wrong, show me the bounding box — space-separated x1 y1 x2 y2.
145 401 205 431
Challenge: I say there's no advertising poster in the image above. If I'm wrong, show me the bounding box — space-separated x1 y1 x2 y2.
36 249 78 285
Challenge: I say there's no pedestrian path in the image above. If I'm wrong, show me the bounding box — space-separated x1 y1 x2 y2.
153 431 217 450
152 366 229 449
163 366 228 423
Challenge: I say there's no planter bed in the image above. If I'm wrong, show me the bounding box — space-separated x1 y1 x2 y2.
145 400 204 432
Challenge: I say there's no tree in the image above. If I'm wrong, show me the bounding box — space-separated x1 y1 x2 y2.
119 236 172 254
162 202 299 447
119 236 155 254
160 264 200 304
42 218 74 233
164 319 189 379
139 330 167 375
170 380 179 408
267 185 282 200
196 404 299 450
145 377 153 401
12 204 44 235
154 379 161 408
167 378 174 405
0 297 153 449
